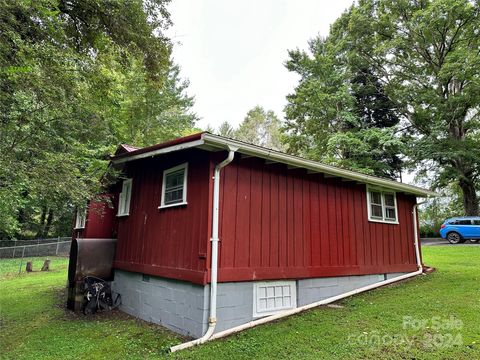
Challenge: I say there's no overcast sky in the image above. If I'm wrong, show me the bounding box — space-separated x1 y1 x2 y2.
166 0 355 130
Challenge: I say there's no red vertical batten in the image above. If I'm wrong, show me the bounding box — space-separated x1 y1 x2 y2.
216 156 418 283
72 195 117 240
106 148 419 286
113 149 211 284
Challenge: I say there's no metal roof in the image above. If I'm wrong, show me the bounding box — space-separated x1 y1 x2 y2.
111 132 438 197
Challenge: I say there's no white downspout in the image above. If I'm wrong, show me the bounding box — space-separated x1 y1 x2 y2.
170 148 236 353
412 201 427 269
171 195 426 352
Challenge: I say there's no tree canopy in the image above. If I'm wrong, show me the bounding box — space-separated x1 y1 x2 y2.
213 106 285 151
0 0 197 238
284 0 480 214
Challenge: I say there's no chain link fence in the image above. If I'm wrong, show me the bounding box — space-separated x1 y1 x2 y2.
0 237 71 258
0 237 72 274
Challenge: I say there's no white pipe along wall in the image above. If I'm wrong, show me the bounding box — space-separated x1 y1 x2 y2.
170 194 427 352
170 148 237 352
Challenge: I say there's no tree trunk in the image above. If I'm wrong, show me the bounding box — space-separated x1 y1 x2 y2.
41 259 50 271
36 206 47 238
44 209 54 237
458 177 479 216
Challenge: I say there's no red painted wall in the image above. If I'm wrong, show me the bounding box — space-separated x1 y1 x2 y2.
72 196 117 239
104 149 420 285
214 155 419 283
113 149 212 284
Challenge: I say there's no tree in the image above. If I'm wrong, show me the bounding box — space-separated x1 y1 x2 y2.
217 121 235 138
342 0 480 215
284 36 404 178
235 106 285 151
0 0 197 238
285 0 480 214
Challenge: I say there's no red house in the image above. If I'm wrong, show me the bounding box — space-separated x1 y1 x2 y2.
73 132 435 342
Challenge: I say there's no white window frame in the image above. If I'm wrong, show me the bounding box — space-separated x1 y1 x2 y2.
253 281 297 318
366 186 399 224
74 208 87 229
159 163 188 209
117 178 132 216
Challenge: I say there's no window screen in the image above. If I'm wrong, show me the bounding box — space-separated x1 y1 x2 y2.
161 163 188 207
75 208 86 229
367 188 398 223
118 179 132 216
164 169 185 205
370 191 383 218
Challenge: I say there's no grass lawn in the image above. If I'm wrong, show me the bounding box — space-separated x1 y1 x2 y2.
0 247 479 359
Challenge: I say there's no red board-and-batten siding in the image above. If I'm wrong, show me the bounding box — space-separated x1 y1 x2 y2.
112 149 419 285
113 149 212 284
216 155 418 283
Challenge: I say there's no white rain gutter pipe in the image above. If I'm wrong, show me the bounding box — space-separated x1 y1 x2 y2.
170 147 236 353
170 197 426 353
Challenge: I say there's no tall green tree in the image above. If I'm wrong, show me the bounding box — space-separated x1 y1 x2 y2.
0 0 197 238
284 37 404 178
285 0 480 215
235 106 285 151
344 0 480 215
217 121 235 138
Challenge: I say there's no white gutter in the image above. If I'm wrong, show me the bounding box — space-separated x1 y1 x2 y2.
109 132 437 197
170 200 426 353
170 148 237 353
201 133 438 198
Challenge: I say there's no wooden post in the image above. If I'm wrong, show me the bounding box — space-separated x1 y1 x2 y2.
26 261 33 272
56 237 60 256
41 259 50 271
18 246 26 274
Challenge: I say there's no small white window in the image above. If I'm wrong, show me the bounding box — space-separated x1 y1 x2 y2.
253 281 297 317
367 187 398 224
118 178 132 216
75 208 86 229
159 163 188 209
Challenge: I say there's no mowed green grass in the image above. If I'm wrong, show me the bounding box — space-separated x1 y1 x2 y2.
0 247 479 360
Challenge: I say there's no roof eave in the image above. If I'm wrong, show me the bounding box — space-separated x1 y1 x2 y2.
111 138 205 165
201 133 438 198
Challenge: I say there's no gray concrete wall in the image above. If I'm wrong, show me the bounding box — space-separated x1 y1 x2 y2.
297 274 384 306
215 282 254 332
112 270 409 338
112 270 209 337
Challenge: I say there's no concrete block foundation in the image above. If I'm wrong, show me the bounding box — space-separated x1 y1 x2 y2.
111 270 409 338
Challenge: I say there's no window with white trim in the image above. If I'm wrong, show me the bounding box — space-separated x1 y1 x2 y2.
160 163 188 208
367 187 398 223
118 178 132 216
75 208 86 229
253 281 297 317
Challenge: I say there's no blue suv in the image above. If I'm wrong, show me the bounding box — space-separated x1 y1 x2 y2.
439 217 480 244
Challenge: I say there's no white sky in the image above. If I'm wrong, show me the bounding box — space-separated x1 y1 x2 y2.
166 0 355 130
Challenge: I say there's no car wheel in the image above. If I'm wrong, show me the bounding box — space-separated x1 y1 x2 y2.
447 232 463 244
470 239 479 243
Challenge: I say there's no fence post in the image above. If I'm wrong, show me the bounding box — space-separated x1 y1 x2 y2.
12 240 16 258
18 246 26 274
56 236 60 256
